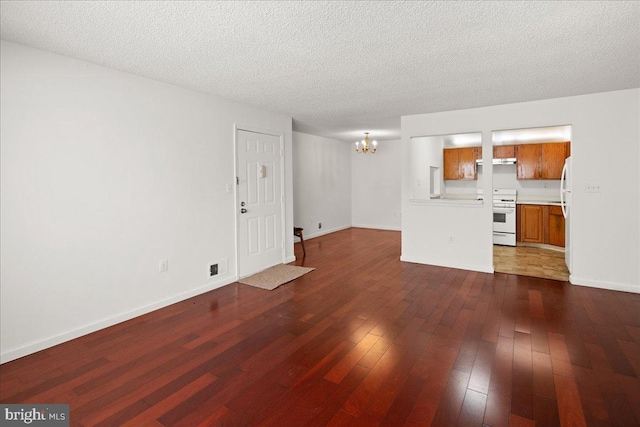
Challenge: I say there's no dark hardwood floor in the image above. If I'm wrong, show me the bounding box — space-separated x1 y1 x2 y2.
1 228 639 426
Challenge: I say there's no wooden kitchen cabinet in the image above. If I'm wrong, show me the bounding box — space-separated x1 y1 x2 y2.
541 142 567 179
493 145 516 158
548 205 565 247
517 204 565 247
459 147 477 179
516 205 522 242
516 144 542 180
516 141 570 180
443 147 479 180
443 148 460 180
520 204 545 243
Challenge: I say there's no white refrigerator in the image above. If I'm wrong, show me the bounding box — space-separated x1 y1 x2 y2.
560 157 572 273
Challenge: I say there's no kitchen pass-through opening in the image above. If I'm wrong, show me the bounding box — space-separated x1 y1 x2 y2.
490 125 572 282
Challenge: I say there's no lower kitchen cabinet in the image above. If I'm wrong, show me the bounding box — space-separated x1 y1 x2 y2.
520 204 545 243
517 204 565 247
548 206 565 247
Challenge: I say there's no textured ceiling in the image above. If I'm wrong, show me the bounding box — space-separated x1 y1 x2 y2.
1 1 639 141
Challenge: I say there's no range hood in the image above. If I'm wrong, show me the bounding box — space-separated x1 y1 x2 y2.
476 158 517 165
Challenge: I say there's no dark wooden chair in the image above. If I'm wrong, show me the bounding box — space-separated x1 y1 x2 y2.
293 227 305 257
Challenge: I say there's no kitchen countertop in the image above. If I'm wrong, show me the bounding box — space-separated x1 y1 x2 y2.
435 193 562 205
517 199 562 206
438 194 479 201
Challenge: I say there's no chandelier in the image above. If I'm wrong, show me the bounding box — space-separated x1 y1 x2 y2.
355 132 377 154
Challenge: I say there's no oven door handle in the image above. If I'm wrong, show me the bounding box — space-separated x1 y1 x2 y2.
493 207 515 213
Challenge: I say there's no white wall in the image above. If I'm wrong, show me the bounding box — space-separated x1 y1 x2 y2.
292 132 351 239
489 165 561 200
409 136 443 200
292 134 401 238
402 89 640 294
352 139 402 230
0 41 294 362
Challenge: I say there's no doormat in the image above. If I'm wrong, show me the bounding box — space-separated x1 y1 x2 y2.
239 264 315 290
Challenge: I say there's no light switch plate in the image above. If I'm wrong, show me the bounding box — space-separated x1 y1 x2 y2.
586 184 601 193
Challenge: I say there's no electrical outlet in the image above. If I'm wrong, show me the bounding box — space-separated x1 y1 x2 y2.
159 259 168 272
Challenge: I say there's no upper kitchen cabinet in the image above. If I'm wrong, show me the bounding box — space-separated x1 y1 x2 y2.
516 144 542 179
460 147 478 179
443 147 479 180
541 142 568 179
493 145 516 158
516 141 570 180
443 148 460 180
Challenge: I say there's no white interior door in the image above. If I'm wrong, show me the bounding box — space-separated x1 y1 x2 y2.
236 129 284 277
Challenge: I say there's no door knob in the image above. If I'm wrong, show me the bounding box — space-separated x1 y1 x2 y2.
240 208 247 214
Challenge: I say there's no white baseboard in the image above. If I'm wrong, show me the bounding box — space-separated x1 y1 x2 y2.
400 255 494 274
299 225 351 241
351 224 401 231
0 275 239 364
285 255 296 263
570 276 640 294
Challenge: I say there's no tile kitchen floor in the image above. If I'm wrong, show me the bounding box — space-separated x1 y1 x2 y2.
493 244 569 281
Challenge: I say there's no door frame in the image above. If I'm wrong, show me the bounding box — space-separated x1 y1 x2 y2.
233 123 286 278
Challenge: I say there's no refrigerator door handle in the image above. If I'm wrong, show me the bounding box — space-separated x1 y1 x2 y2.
560 162 568 218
